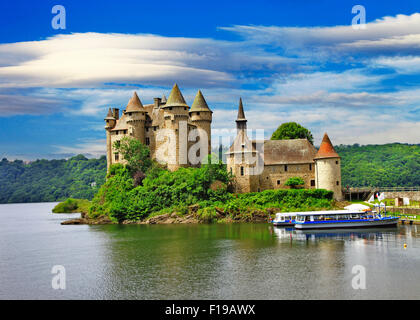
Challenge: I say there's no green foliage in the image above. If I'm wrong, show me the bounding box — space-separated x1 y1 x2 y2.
89 159 333 222
89 160 233 222
271 122 314 144
0 155 106 204
113 137 152 175
52 198 91 214
285 177 305 188
336 143 420 187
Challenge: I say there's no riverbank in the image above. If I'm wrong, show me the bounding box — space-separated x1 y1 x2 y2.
59 201 351 225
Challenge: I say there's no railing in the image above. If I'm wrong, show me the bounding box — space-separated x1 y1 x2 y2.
343 186 420 193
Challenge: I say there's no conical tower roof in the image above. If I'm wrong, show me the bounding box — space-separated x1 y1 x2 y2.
126 92 145 112
236 98 246 121
105 108 115 120
164 83 189 108
190 90 212 113
315 133 340 159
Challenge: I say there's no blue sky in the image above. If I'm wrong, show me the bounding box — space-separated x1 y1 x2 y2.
1 0 420 159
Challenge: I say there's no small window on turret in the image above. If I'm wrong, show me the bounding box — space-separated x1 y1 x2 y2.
336 181 339 185
240 166 244 176
336 161 339 165
146 137 150 145
197 112 200 115
114 153 119 161
309 164 312 171
169 107 172 110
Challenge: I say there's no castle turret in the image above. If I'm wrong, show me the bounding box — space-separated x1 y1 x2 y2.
105 108 116 170
190 90 212 158
161 83 190 170
225 98 259 192
314 133 342 200
125 92 146 144
236 98 247 133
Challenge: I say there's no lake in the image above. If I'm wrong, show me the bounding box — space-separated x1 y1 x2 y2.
0 202 419 299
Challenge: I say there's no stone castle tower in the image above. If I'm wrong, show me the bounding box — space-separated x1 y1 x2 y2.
227 99 343 200
105 83 212 171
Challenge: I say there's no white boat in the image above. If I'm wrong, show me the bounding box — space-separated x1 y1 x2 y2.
271 212 296 226
293 209 399 230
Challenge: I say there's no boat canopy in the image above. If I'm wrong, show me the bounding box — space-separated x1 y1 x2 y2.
292 210 369 216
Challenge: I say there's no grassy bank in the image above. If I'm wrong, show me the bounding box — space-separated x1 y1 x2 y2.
52 198 91 215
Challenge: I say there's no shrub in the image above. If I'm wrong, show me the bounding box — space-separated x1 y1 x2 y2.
285 177 305 188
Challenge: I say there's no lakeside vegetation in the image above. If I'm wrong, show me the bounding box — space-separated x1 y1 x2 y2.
1 143 419 205
0 155 106 203
336 143 420 187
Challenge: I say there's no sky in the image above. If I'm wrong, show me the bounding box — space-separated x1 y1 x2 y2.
1 0 420 160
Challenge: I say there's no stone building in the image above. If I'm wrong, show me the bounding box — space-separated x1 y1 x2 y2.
105 83 212 171
226 99 342 200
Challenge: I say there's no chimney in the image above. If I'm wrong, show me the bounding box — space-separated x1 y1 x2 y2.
154 97 161 109
112 108 119 120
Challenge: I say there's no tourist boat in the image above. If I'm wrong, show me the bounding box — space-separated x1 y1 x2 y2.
271 212 296 226
293 209 399 230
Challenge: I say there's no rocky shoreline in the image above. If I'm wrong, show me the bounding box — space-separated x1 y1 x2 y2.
60 205 273 225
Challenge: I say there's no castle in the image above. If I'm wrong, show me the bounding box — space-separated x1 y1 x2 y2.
226 99 342 200
105 84 342 200
105 83 212 172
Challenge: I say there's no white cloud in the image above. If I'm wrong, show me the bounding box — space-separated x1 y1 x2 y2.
53 139 106 158
372 56 420 74
221 13 420 56
0 32 292 89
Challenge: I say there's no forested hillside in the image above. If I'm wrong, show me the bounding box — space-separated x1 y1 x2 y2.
0 143 419 204
0 155 106 203
336 143 420 187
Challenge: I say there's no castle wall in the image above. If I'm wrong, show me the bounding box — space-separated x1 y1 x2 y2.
258 164 316 191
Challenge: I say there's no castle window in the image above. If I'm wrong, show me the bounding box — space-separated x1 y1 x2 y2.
184 107 187 110
230 167 232 174
146 137 150 145
257 188 261 192
128 113 132 116
284 165 288 172
311 180 315 187
240 166 244 176
277 180 281 185
336 181 340 186
197 112 200 115
336 160 339 165
154 127 157 131
309 164 312 171
169 107 172 110
146 127 149 132
114 153 119 161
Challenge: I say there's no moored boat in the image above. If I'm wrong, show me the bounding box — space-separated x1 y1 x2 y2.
293 209 399 229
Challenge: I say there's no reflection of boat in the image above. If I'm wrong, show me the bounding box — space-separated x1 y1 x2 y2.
272 225 399 242
293 210 399 230
271 212 296 226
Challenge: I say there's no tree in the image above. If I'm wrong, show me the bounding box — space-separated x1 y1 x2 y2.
271 122 314 144
285 177 305 189
113 137 152 176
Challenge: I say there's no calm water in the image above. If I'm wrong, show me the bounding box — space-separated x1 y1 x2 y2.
0 202 419 300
